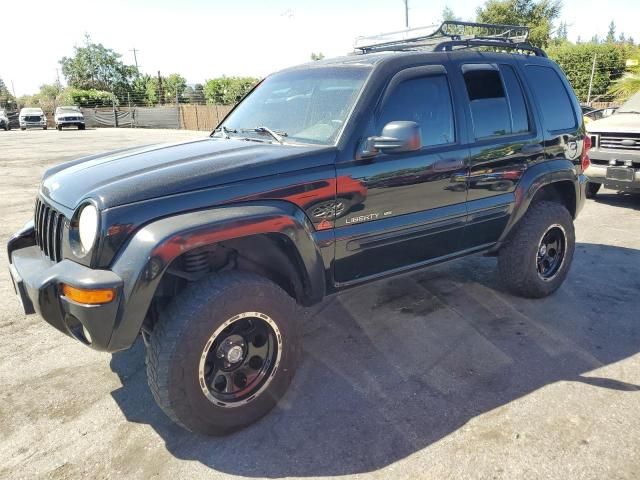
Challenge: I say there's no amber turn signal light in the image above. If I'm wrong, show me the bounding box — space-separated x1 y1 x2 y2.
62 284 116 305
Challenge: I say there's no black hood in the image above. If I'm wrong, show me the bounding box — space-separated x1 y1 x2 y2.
41 137 331 209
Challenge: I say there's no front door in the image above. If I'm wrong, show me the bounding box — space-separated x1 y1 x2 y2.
333 64 469 285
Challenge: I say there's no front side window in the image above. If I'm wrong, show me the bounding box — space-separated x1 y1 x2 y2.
219 66 371 145
378 74 455 147
525 65 577 131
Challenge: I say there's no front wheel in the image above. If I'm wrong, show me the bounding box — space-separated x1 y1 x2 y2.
146 271 301 435
585 182 601 199
498 201 575 298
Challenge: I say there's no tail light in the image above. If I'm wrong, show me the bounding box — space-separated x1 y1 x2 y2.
581 135 591 171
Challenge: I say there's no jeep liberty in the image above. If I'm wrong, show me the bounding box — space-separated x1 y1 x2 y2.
8 22 589 435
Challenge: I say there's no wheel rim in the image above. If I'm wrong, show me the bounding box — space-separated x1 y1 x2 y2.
536 224 567 281
198 312 282 408
310 200 346 219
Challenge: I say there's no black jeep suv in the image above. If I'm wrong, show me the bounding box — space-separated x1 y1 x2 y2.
8 22 589 435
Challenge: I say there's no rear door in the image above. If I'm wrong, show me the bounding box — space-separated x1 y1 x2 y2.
449 59 546 249
333 63 469 285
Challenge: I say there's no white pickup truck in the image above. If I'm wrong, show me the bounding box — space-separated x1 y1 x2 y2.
19 107 47 130
55 106 85 130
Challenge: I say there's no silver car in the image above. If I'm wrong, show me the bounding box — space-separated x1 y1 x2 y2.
0 109 10 131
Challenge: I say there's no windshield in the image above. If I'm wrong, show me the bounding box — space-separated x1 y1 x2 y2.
218 66 371 145
618 91 640 113
57 107 80 114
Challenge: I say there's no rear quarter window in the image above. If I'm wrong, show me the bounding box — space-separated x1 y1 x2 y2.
525 65 577 131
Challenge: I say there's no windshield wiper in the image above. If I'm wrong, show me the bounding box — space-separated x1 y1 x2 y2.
618 110 640 114
212 126 237 139
238 126 287 144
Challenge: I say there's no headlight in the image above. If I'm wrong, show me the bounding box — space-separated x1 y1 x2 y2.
78 204 99 253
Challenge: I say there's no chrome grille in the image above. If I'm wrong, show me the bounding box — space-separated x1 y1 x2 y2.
34 198 65 262
599 133 640 151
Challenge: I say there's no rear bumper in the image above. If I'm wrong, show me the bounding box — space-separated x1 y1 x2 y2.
8 224 126 352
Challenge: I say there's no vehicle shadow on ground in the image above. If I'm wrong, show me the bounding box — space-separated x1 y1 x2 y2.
592 191 640 211
109 242 640 477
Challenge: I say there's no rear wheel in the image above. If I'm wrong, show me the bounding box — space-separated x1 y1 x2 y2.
585 182 601 199
146 271 301 435
79 124 85 130
498 201 575 298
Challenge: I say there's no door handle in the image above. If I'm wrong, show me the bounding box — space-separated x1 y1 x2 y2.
521 144 544 155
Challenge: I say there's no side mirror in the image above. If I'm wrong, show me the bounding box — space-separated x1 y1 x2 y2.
365 121 422 156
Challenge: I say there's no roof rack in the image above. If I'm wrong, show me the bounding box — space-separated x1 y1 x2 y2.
353 20 546 57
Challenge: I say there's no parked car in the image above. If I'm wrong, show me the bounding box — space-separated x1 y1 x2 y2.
584 91 640 197
55 106 85 131
19 107 47 130
581 105 618 125
0 109 10 131
8 21 589 436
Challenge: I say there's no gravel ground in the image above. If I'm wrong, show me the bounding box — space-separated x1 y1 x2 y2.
1 128 639 480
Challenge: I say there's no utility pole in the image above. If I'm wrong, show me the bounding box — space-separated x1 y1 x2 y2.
403 0 409 28
587 53 597 104
130 48 140 71
157 71 164 105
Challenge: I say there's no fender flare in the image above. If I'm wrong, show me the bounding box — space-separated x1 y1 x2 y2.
107 201 326 351
494 159 582 248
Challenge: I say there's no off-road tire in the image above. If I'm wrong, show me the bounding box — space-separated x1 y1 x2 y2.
43 126 47 130
146 271 301 435
79 124 85 130
585 182 601 199
57 125 62 131
498 201 575 298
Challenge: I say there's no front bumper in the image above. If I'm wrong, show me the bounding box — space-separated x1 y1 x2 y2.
57 121 85 127
8 223 125 351
585 163 640 192
20 122 47 128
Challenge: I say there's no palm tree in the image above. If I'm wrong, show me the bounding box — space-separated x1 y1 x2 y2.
608 55 640 101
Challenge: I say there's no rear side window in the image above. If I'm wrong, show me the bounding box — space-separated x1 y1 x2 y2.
379 75 455 147
463 65 529 139
500 65 529 134
525 65 577 131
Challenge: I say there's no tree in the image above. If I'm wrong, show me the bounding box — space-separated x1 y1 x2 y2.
608 52 640 100
164 73 187 102
59 35 137 98
0 78 16 109
476 0 562 47
606 21 616 43
546 42 627 101
203 77 259 105
310 52 325 61
441 6 460 22
555 21 568 41
183 84 205 104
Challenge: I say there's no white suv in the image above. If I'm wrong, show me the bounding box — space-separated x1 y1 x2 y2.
19 107 47 130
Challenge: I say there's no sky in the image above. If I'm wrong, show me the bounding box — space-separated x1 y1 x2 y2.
2 0 639 96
